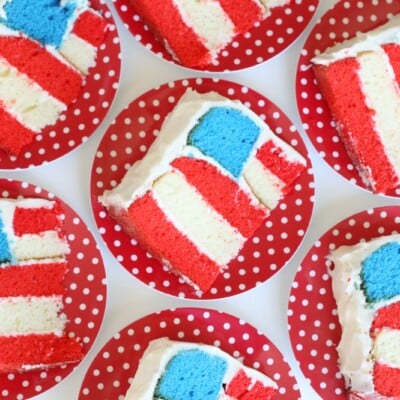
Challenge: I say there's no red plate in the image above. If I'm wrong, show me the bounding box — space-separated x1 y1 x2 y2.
0 0 121 170
113 0 318 72
78 307 301 399
296 0 400 196
90 77 315 300
0 179 107 400
288 205 400 399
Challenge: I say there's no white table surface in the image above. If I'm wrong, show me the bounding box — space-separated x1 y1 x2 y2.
5 0 399 398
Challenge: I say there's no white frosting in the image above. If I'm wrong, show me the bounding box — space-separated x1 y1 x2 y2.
124 337 277 400
101 88 305 210
329 234 400 393
312 14 400 66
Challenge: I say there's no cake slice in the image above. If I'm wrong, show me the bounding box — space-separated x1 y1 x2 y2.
101 89 306 295
329 234 400 398
0 0 108 155
312 14 400 194
0 198 83 373
132 0 290 68
125 337 278 399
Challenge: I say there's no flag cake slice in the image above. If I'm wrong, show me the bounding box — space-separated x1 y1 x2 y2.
312 14 400 195
101 89 306 295
132 0 290 68
329 234 400 399
0 0 108 155
125 337 278 400
0 198 83 373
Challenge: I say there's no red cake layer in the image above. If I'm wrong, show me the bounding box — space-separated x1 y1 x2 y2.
226 369 252 397
0 262 67 297
0 334 83 373
313 59 398 193
256 139 305 192
132 0 211 67
382 43 400 86
72 10 108 47
218 0 264 33
172 156 267 237
0 36 83 105
240 381 278 400
0 106 34 154
371 302 400 332
373 363 400 397
111 193 222 292
13 203 63 236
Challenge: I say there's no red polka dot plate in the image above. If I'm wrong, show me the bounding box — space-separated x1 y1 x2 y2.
0 0 121 171
78 307 301 399
296 0 400 197
90 77 315 300
113 0 318 72
0 178 107 400
288 205 400 399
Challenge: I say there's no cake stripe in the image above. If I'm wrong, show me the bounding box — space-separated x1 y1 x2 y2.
0 35 83 104
171 156 268 237
126 193 221 292
13 204 62 235
243 157 283 209
256 139 305 188
71 10 108 47
0 58 66 132
0 334 83 374
59 34 97 75
0 105 35 154
374 329 400 368
12 231 69 261
132 0 212 67
373 362 400 397
357 50 400 185
217 0 265 33
313 58 397 193
372 302 400 331
152 171 245 266
0 262 67 297
0 296 65 335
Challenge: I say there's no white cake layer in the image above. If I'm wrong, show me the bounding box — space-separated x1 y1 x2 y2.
329 234 400 393
125 337 277 400
175 0 235 55
357 50 400 182
101 89 305 211
0 296 66 335
0 58 66 132
312 14 400 65
153 170 245 265
12 231 69 261
374 329 400 368
60 33 97 75
243 156 283 209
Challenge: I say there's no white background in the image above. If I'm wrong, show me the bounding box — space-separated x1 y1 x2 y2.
5 0 400 398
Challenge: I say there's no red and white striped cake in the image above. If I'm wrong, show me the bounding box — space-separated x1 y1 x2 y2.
0 198 83 373
132 0 290 68
330 234 400 399
125 337 278 399
312 14 400 195
0 0 108 155
101 89 306 295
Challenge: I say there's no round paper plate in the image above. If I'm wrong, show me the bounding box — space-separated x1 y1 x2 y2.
113 0 318 72
0 0 121 170
0 179 107 400
296 0 400 196
91 77 315 300
78 307 301 399
288 205 400 399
